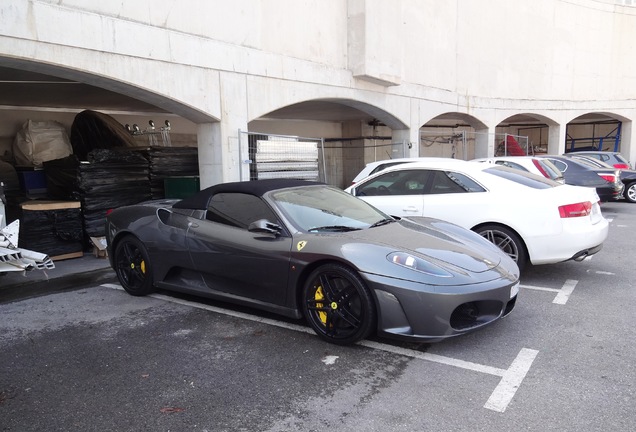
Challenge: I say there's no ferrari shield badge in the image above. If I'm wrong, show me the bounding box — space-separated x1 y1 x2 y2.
296 241 307 251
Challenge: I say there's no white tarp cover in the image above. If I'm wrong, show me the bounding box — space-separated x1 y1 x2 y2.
13 120 73 167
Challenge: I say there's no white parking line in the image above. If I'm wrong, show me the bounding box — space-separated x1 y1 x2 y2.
101 282 538 413
519 284 560 293
587 270 616 276
483 348 539 413
553 279 577 304
360 340 506 376
100 283 316 335
361 341 538 412
520 279 578 304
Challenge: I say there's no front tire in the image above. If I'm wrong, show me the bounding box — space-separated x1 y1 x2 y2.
624 182 636 203
302 264 376 345
114 235 155 296
475 224 527 271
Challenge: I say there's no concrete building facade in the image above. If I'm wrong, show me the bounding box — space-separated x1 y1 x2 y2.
1 0 635 188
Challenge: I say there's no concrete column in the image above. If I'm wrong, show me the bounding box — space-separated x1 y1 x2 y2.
392 128 418 157
197 71 249 188
474 128 492 158
621 121 634 165
197 123 222 189
341 121 365 187
548 124 565 155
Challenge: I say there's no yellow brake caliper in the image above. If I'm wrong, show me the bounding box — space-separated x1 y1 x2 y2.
130 260 146 274
315 286 327 325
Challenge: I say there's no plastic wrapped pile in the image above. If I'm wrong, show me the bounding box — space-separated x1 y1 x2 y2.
79 149 151 237
70 110 137 160
137 147 199 199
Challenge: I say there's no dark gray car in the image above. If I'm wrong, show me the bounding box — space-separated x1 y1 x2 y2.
106 179 519 345
564 154 636 203
538 155 624 202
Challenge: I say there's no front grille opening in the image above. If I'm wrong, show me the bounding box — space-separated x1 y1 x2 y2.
503 296 517 316
450 300 503 330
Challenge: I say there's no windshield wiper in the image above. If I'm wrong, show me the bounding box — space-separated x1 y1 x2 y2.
369 218 396 228
308 225 362 232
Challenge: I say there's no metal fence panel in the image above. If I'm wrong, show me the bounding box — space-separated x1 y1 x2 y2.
239 131 326 182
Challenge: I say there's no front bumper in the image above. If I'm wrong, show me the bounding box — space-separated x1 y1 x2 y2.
361 271 518 342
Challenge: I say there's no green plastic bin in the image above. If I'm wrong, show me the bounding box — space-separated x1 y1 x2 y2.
164 176 200 199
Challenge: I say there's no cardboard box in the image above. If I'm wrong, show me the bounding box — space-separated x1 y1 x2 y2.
90 236 108 258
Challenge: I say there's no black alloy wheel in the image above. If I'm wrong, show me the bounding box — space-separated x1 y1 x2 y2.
302 263 376 345
114 235 155 296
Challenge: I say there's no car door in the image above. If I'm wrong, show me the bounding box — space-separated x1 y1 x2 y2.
419 170 488 228
351 169 430 216
185 192 293 306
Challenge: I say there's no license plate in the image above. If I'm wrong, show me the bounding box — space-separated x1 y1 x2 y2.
510 282 520 298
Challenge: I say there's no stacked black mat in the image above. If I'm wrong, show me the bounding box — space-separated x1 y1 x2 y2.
79 149 151 237
137 147 199 199
18 203 84 257
43 149 151 238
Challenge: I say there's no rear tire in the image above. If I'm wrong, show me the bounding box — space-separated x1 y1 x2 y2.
475 224 527 271
624 182 636 203
114 235 155 296
302 264 376 345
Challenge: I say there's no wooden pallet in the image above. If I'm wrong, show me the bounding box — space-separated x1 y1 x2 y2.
50 251 84 261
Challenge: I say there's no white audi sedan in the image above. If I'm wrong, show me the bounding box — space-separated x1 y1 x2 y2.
345 158 609 271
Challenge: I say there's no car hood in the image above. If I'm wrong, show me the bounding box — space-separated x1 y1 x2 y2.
345 217 513 275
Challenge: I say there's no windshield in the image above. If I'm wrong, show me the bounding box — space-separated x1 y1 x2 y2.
538 159 564 180
270 186 391 232
484 166 558 189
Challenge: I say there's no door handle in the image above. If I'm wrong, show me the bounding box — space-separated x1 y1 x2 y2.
402 206 419 212
188 222 199 228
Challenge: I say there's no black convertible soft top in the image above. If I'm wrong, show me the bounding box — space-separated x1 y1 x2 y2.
172 178 325 210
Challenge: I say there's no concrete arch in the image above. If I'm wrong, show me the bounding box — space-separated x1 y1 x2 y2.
495 112 562 156
497 112 559 127
255 98 408 131
422 112 488 131
565 111 631 155
0 56 218 124
418 112 490 159
567 111 632 124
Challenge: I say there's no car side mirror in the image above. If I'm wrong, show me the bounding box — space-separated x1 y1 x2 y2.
248 219 282 235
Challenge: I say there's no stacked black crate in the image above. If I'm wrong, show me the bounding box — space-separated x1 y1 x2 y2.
141 147 199 199
78 149 151 237
18 200 84 259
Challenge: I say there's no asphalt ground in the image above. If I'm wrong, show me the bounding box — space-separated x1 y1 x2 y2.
0 254 115 303
0 200 634 431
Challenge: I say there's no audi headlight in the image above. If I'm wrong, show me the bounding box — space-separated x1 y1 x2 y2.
387 252 453 278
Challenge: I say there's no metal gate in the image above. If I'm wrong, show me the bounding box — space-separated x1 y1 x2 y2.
238 130 326 182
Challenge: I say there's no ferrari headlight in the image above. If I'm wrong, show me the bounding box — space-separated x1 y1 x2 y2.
387 252 453 278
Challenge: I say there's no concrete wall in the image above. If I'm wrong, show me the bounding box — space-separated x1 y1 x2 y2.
1 0 636 186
